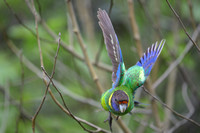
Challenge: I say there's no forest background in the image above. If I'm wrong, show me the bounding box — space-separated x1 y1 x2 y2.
0 0 200 133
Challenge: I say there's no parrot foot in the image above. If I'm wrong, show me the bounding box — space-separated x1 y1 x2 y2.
104 112 113 131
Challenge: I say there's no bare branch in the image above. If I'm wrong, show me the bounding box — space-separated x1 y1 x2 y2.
30 0 43 67
135 115 151 133
127 0 161 128
15 51 25 133
114 117 132 133
4 0 35 36
28 0 47 132
142 86 200 128
163 20 179 131
4 0 112 73
163 68 177 131
127 0 143 57
31 83 48 133
108 0 114 16
18 1 104 132
66 0 104 94
66 1 132 132
7 40 100 108
166 0 200 52
0 85 46 133
42 67 108 133
167 83 195 133
32 33 61 133
134 116 160 132
153 24 200 90
187 0 196 29
6 39 109 133
95 0 114 64
0 83 10 133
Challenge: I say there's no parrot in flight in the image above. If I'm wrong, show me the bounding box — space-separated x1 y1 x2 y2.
97 8 165 131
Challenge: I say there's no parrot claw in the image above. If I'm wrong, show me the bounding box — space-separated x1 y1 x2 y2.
104 112 113 132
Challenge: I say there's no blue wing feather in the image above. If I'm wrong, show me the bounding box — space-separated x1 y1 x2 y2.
97 9 126 91
111 64 121 89
136 40 165 78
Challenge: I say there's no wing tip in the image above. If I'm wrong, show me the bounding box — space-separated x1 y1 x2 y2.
136 39 166 67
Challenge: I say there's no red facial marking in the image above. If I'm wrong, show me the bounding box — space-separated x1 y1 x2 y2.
118 101 128 104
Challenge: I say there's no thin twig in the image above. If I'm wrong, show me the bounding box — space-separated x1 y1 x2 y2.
66 0 104 94
0 85 46 133
153 24 200 90
142 86 200 128
163 68 177 131
30 0 43 67
5 0 112 73
127 0 161 128
127 0 143 57
6 39 101 108
6 37 109 133
0 83 10 133
167 83 195 133
31 83 48 133
29 0 46 132
163 20 179 131
137 0 162 39
4 0 35 36
47 87 110 133
42 67 106 133
186 0 196 29
44 20 112 72
67 1 132 132
35 0 42 17
108 0 113 16
95 0 113 64
135 115 151 133
178 65 200 105
4 0 57 44
166 0 200 52
15 50 25 133
31 33 61 133
114 117 132 133
134 116 160 132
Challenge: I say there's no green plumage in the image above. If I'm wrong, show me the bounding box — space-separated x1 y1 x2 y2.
101 66 145 115
97 9 165 130
122 66 146 91
101 86 134 116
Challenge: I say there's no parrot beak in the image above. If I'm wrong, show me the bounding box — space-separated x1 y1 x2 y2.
119 104 127 113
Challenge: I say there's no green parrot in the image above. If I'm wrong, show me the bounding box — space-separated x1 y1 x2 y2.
97 9 165 130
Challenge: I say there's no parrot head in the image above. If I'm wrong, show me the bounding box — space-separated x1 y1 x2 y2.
111 90 129 113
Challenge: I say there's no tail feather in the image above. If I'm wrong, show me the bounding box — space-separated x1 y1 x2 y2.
136 40 165 77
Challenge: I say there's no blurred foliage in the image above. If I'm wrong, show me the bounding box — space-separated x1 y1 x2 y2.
0 0 200 133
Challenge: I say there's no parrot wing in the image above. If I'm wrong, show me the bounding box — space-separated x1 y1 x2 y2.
136 39 165 79
97 8 125 89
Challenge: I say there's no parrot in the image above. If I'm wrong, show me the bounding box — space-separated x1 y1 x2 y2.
97 8 165 131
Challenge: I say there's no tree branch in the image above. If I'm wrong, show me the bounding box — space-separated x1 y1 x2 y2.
142 86 200 128
153 24 200 90
166 0 200 52
66 0 104 94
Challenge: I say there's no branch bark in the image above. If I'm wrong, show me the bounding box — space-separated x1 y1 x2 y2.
127 0 161 129
66 0 104 94
153 24 200 90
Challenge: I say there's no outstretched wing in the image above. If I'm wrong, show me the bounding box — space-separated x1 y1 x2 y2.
136 39 165 79
97 8 125 89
